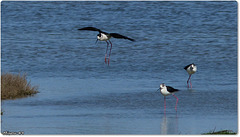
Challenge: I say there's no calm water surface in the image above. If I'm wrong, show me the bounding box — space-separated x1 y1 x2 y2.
1 1 237 134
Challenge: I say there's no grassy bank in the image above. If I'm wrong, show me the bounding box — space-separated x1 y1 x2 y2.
202 130 237 135
1 73 39 100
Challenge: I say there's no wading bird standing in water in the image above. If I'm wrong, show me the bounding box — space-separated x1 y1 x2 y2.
156 83 179 112
184 63 197 88
78 27 135 65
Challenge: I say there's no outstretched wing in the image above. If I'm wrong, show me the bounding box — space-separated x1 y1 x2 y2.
166 86 179 93
110 33 135 41
78 27 102 33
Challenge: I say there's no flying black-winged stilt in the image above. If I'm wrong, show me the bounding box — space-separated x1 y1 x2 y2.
156 83 179 112
184 63 197 88
78 27 135 65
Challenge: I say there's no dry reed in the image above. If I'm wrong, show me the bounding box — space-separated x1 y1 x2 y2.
1 73 39 100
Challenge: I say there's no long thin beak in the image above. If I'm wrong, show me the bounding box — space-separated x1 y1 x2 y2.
156 88 160 92
95 39 98 44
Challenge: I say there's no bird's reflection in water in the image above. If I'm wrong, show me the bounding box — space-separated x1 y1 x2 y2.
160 113 179 134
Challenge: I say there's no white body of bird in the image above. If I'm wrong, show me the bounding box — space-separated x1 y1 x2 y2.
186 64 197 75
160 84 172 96
97 33 111 41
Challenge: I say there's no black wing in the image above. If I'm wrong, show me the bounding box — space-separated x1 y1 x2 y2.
166 86 179 93
110 33 135 41
78 27 103 33
184 64 192 70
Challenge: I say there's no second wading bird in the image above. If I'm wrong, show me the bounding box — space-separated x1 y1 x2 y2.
184 63 197 88
78 27 135 65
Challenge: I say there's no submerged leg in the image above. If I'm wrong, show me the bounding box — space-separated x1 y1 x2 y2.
172 94 178 111
108 40 112 65
105 41 109 63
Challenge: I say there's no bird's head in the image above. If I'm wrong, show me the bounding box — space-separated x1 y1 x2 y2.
192 64 197 72
95 34 101 44
97 33 101 39
160 83 166 89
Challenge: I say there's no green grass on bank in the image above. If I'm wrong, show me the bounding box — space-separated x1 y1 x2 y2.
202 130 237 135
1 73 39 100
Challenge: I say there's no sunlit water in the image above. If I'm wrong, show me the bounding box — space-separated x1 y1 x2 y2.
1 1 237 134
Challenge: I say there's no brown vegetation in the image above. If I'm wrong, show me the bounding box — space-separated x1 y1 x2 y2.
1 73 39 100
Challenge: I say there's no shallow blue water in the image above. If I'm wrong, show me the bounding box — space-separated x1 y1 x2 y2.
1 1 238 134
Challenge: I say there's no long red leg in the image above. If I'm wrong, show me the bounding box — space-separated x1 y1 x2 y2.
105 41 109 64
164 96 166 112
187 75 192 88
190 76 192 88
172 94 178 111
108 40 112 65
